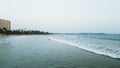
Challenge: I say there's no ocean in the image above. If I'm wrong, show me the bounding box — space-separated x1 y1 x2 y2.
49 34 120 58
0 35 120 68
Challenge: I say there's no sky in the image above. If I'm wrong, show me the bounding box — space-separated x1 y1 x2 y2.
0 0 120 33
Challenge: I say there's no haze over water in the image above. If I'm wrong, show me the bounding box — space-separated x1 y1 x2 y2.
0 0 120 68
0 0 120 33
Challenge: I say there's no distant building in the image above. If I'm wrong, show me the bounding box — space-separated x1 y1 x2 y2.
0 19 11 30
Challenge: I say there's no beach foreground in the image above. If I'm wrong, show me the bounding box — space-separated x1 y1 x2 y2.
0 35 120 68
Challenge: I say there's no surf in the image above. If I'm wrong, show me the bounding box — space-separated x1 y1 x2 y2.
48 37 120 59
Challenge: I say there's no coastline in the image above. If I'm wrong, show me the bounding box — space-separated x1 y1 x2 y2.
0 34 51 36
0 35 120 68
0 34 4 36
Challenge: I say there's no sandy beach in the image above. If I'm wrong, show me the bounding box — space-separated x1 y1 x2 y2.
0 35 120 68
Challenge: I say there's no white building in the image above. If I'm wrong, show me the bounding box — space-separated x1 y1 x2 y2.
0 19 11 30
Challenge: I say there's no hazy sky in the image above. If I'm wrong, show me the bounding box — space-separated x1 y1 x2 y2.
0 0 120 33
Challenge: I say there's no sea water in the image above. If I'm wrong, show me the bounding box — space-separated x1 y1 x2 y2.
0 35 120 68
49 34 120 58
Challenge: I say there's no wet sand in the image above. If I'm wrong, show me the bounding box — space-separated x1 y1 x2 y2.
0 35 120 68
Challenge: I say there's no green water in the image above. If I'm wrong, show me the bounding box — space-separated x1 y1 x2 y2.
0 35 120 68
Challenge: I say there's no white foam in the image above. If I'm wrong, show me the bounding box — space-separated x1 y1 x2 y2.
48 37 120 58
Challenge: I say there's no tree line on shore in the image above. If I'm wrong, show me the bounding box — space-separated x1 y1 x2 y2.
0 28 50 35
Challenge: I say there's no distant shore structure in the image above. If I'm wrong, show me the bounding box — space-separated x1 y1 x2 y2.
0 19 11 30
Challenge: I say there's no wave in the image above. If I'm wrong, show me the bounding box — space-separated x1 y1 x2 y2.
48 37 120 59
97 38 120 41
64 34 120 41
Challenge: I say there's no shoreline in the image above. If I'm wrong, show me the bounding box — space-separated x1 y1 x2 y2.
0 34 51 36
0 35 120 68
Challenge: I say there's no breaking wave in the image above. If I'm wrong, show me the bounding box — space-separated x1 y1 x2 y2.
48 37 120 59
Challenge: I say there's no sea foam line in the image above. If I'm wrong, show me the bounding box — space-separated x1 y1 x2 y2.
48 37 120 59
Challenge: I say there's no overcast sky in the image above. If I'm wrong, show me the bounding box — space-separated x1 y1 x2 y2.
0 0 120 33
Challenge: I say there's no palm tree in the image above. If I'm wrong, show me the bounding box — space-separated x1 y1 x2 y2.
3 27 7 32
0 28 3 34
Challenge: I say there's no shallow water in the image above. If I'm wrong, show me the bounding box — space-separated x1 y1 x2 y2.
0 35 120 68
50 34 120 58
